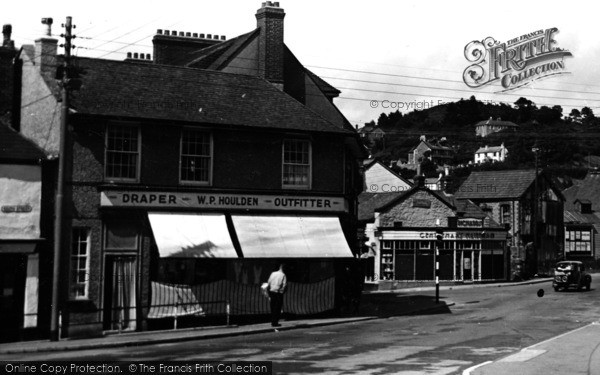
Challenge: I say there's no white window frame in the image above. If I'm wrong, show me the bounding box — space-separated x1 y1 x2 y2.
179 128 213 185
69 228 91 300
104 123 141 182
282 139 312 189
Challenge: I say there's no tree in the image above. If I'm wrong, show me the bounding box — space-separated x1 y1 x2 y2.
581 107 594 119
514 97 536 109
569 108 582 122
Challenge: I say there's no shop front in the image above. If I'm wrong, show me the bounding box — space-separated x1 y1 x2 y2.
377 230 507 282
97 190 357 332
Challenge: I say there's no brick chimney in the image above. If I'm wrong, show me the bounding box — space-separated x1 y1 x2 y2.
256 1 285 89
1 24 18 128
2 24 14 48
34 18 58 72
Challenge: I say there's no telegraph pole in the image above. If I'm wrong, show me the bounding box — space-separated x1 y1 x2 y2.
50 16 74 342
435 225 443 304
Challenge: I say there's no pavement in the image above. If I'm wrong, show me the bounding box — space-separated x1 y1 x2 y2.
464 322 600 375
0 277 553 355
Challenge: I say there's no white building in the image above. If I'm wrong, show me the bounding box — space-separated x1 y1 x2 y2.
474 143 508 164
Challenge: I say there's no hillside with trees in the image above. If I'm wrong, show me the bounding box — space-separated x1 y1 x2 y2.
364 96 600 186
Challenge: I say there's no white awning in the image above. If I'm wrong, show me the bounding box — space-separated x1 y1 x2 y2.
231 215 353 258
148 213 238 258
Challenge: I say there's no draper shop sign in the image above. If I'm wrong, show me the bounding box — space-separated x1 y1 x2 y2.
463 28 572 91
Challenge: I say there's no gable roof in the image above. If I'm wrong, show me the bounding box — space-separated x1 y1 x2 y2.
376 186 456 213
562 173 600 211
185 30 259 70
364 159 413 186
409 140 453 152
0 123 46 162
475 145 505 154
358 192 406 222
45 56 352 134
475 118 519 128
454 169 538 200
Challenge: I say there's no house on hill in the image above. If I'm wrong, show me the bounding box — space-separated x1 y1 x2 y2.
475 117 518 137
407 135 454 166
474 143 508 164
455 169 564 277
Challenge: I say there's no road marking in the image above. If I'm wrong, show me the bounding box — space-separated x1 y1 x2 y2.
462 361 492 375
499 349 546 362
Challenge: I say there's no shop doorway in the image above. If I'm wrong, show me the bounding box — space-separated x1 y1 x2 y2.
463 253 472 280
0 254 26 342
103 256 138 332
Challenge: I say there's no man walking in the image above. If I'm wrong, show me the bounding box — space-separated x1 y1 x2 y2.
267 264 287 327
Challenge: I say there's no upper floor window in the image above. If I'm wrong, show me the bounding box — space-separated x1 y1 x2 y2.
105 124 140 182
70 228 90 300
282 139 311 189
180 129 212 185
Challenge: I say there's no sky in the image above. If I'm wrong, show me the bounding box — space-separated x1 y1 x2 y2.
5 0 600 126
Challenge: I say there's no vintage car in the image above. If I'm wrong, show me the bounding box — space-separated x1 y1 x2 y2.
553 261 591 292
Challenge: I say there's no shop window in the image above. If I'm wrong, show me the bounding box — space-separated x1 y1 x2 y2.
180 129 212 185
105 123 140 182
70 228 90 300
565 229 592 254
282 139 311 189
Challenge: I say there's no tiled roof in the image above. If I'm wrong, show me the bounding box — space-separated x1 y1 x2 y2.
358 192 405 222
0 123 46 162
562 173 600 211
185 30 259 70
454 169 538 200
59 57 350 134
475 145 505 153
304 68 340 96
564 210 600 224
475 119 519 127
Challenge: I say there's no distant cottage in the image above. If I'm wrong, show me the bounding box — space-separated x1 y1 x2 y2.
474 143 508 164
475 117 518 137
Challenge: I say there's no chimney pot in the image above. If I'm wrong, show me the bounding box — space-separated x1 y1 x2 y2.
213 35 219 40
157 29 163 34
171 30 177 36
274 1 280 6
133 52 139 59
146 53 151 60
192 33 198 37
207 34 212 39
200 33 205 38
41 17 53 36
221 35 226 40
179 31 184 36
185 32 191 37
127 52 132 58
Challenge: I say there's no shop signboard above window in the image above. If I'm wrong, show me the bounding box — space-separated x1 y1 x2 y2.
100 191 347 212
457 218 483 228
